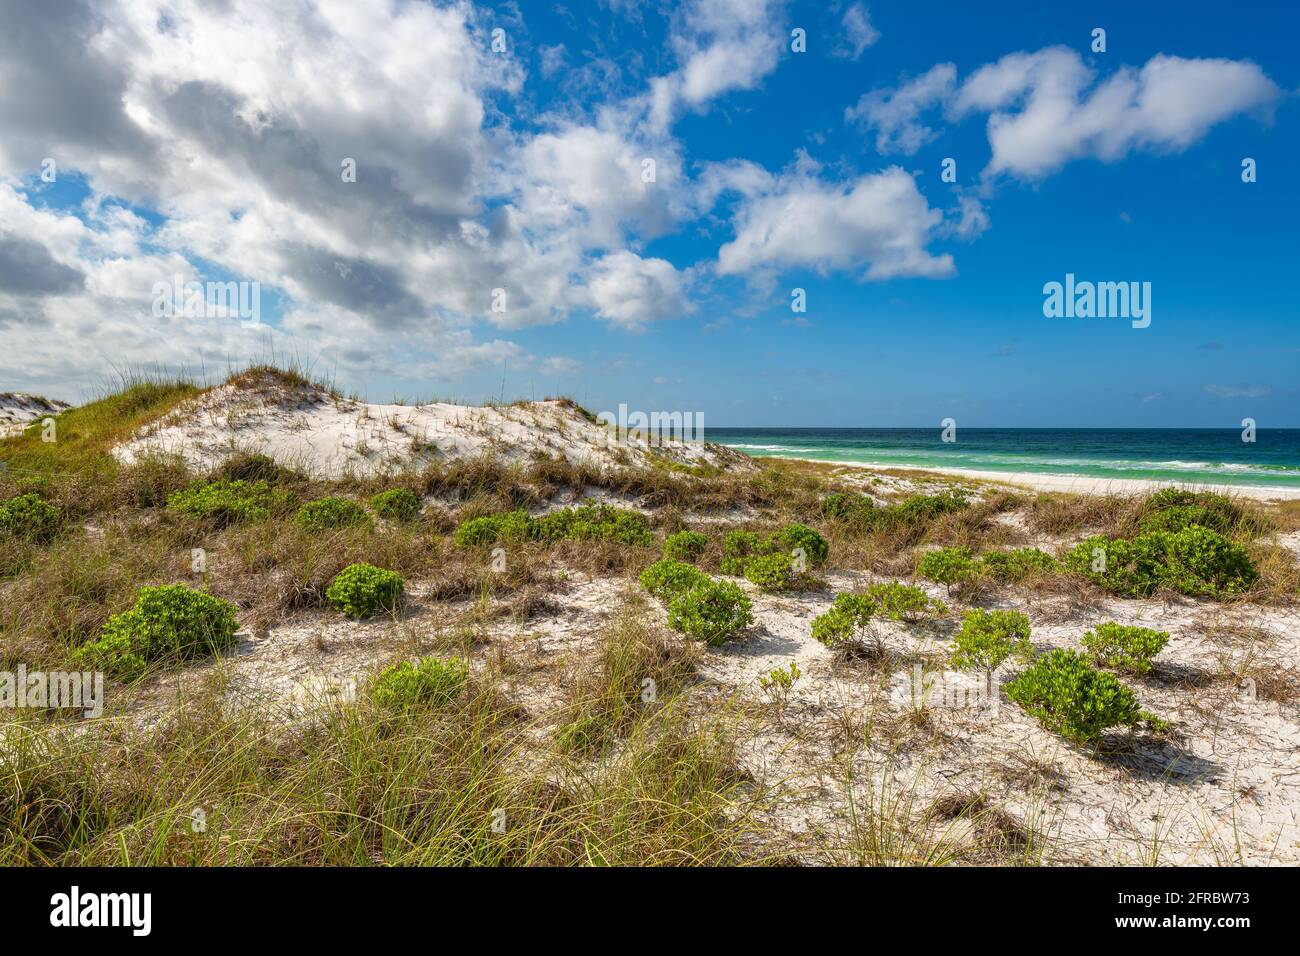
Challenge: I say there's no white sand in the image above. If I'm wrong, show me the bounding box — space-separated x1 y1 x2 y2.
0 392 70 438
791 457 1300 502
112 369 749 478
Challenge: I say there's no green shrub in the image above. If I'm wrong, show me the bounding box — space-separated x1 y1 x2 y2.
874 491 970 533
766 522 829 568
810 593 876 650
663 530 709 562
1064 535 1162 597
326 563 405 618
863 581 945 622
917 546 978 594
1081 622 1169 676
950 609 1032 674
214 452 285 484
979 547 1058 583
73 584 239 679
666 579 753 645
533 502 653 546
295 496 371 532
639 559 708 603
167 479 294 525
743 552 797 592
1162 525 1257 597
1066 527 1256 598
552 503 653 546
0 493 60 542
371 657 468 711
821 492 875 525
1139 488 1243 536
370 488 421 522
720 530 762 575
453 509 532 547
1006 649 1146 744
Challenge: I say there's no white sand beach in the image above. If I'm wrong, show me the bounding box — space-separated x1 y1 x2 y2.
792 458 1300 502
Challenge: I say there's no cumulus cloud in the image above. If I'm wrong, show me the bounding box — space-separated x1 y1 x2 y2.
587 251 691 330
646 0 788 130
849 47 1279 178
715 163 954 281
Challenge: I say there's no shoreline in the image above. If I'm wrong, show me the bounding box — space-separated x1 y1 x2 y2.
776 456 1300 502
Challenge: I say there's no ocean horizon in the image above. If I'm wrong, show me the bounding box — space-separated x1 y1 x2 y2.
707 427 1300 490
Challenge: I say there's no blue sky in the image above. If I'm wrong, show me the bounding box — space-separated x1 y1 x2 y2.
1 0 1296 425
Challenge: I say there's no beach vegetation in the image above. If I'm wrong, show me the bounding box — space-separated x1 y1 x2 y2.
666 579 753 645
1080 622 1169 676
370 488 422 522
1006 649 1160 745
73 584 239 679
0 492 61 542
168 478 296 526
950 609 1033 675
371 657 468 711
326 563 405 618
662 529 709 562
296 496 371 532
917 546 979 594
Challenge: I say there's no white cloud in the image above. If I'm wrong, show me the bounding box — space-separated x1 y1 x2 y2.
835 4 880 61
588 251 692 331
849 47 1279 179
845 63 956 154
715 164 954 281
646 0 788 130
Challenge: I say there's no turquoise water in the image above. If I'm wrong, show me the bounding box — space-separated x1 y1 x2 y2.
706 428 1300 490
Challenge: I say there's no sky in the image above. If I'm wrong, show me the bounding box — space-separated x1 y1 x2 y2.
0 0 1296 426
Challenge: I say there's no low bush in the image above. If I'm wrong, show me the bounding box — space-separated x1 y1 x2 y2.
666 579 753 645
1080 622 1169 676
917 546 978 594
950 609 1032 675
0 493 60 542
766 522 829 567
1006 648 1153 744
719 530 761 575
326 563 405 618
979 547 1058 584
1138 488 1245 536
453 509 532 547
821 492 875 526
371 657 468 711
1066 527 1256 598
167 479 295 526
535 503 653 546
456 503 654 549
213 452 287 484
863 581 946 622
744 552 797 592
639 559 708 603
370 488 421 522
811 593 876 651
662 530 709 563
296 496 371 532
73 584 239 679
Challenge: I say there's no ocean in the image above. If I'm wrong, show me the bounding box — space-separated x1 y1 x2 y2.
706 428 1300 490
